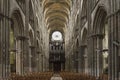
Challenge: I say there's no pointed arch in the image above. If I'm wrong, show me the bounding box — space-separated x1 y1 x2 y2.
29 29 34 46
81 28 87 45
10 9 24 74
92 5 108 76
93 6 107 34
11 10 24 36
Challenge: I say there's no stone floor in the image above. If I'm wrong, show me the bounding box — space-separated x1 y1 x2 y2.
51 74 63 80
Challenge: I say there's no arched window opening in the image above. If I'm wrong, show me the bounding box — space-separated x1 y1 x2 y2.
51 31 63 41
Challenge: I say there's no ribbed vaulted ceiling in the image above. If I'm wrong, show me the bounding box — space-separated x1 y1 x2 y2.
43 0 71 32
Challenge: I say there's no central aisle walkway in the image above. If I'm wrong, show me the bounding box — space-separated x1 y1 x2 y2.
51 74 63 80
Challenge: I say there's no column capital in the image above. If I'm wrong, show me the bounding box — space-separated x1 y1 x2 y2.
16 35 29 40
90 33 105 39
29 45 35 49
80 44 87 47
9 49 17 52
37 50 41 54
0 13 12 21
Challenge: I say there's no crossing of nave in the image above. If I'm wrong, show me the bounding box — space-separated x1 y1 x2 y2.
3 71 108 80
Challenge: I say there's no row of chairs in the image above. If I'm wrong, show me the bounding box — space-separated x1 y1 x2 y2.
99 74 108 80
60 72 108 80
9 72 53 80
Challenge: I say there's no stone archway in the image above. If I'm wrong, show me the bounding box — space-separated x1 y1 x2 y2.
92 6 108 77
10 10 24 74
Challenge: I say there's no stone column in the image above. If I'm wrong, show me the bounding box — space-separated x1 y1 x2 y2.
0 0 3 76
79 45 85 73
41 54 44 72
96 35 103 77
108 4 120 79
84 47 88 73
23 0 30 73
87 36 94 75
114 11 120 80
15 36 26 75
0 0 11 78
91 34 104 77
75 51 79 73
118 7 120 80
93 37 97 77
29 46 35 72
16 39 22 74
37 51 41 72
118 9 120 79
